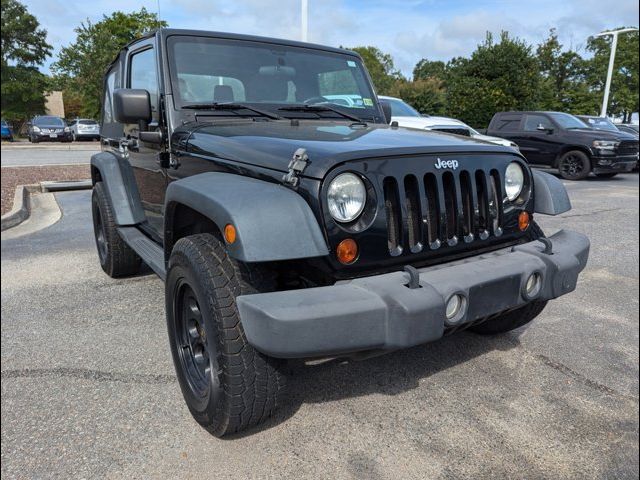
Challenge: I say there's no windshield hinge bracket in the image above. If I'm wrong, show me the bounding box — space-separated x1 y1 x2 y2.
282 148 309 187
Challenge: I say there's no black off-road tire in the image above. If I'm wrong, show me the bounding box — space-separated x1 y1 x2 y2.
469 220 547 334
558 150 591 180
91 181 141 277
166 233 287 437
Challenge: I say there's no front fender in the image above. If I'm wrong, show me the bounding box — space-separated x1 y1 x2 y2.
533 170 571 215
164 173 329 262
90 151 145 225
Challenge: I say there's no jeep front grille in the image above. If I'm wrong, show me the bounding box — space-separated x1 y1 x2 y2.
382 168 503 255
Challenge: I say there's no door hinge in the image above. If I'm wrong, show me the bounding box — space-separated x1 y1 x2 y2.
282 148 309 187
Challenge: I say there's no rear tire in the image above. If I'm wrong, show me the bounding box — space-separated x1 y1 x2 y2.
469 220 547 334
91 181 141 277
166 233 287 437
558 150 591 180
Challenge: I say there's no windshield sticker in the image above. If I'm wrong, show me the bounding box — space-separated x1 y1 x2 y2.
363 98 373 106
347 60 357 67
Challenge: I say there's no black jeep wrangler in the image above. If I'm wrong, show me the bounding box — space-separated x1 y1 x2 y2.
91 29 590 436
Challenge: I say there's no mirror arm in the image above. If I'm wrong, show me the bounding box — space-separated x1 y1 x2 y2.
139 130 163 144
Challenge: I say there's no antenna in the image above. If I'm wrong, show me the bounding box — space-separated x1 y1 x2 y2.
157 0 162 22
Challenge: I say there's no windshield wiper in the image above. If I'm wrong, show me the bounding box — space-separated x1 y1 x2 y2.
183 102 282 120
278 104 364 123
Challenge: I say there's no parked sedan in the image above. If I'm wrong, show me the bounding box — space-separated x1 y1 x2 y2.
379 95 519 150
1 119 13 141
68 118 100 141
28 115 73 143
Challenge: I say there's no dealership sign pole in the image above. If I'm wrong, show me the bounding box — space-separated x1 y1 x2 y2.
301 0 308 42
596 28 638 118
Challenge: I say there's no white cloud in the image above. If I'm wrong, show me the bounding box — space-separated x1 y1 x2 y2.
24 0 639 76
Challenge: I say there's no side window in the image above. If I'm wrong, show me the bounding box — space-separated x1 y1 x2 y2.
494 115 522 131
129 48 159 119
102 67 118 124
524 115 553 132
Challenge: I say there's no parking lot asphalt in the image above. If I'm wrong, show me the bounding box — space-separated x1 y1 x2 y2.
1 143 98 166
1 173 638 479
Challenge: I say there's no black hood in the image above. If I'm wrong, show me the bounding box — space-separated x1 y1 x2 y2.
182 120 516 179
565 127 636 141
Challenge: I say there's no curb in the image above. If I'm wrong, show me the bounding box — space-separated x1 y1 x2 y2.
1 180 92 232
1 184 39 231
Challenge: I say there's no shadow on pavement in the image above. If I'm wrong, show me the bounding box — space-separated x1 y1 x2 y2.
226 330 521 439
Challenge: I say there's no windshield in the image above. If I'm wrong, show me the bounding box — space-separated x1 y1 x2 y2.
386 98 420 117
579 116 619 132
167 36 378 119
34 116 64 126
79 120 98 125
548 112 589 130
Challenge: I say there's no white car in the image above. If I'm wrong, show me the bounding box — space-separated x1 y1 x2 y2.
379 95 519 150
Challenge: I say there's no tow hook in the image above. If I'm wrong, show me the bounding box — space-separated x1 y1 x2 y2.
404 265 421 289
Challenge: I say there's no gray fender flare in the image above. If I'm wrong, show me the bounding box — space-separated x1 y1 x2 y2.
533 170 571 215
164 172 329 262
90 151 145 225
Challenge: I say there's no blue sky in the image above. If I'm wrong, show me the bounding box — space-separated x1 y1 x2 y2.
25 0 639 76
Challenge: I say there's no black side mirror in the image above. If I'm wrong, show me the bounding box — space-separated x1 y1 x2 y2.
379 100 393 124
113 89 151 124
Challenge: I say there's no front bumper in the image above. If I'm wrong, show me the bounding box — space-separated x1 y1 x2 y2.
32 131 73 141
238 230 590 358
592 155 638 173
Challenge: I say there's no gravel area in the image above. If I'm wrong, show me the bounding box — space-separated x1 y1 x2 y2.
1 165 90 215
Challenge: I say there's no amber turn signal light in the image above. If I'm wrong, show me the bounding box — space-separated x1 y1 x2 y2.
336 238 358 264
224 224 237 244
518 211 530 231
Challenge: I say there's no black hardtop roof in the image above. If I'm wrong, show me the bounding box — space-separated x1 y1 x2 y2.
108 28 360 69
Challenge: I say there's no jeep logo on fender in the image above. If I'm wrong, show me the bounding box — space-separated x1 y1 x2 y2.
434 158 459 170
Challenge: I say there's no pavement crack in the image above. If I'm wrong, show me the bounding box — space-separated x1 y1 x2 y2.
559 207 620 219
0 367 176 385
531 352 638 403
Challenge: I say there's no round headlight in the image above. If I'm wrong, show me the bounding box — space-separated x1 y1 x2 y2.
505 162 525 201
327 173 366 223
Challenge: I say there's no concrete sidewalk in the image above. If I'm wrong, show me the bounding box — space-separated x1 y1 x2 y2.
1 143 97 166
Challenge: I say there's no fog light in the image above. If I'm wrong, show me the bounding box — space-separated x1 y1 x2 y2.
336 238 358 264
445 294 467 323
525 272 542 298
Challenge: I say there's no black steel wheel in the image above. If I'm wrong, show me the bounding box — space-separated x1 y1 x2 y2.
91 182 141 277
166 233 286 437
173 281 220 405
558 150 591 180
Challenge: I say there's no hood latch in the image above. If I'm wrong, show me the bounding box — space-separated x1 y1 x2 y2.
282 148 309 188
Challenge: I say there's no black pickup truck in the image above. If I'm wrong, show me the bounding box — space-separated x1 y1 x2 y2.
486 111 639 180
91 28 589 436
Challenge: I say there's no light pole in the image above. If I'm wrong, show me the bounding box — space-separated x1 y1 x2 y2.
301 0 308 42
596 27 638 118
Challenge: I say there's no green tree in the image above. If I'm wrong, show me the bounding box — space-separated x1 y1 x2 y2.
349 46 402 95
412 59 446 82
536 29 596 114
1 0 52 126
388 78 446 115
52 8 166 119
445 32 540 128
585 27 639 121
